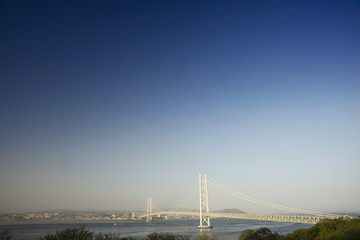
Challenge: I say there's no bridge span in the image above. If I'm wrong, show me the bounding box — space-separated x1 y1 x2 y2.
143 173 344 227
140 211 335 224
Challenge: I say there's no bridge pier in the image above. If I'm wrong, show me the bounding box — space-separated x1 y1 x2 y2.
146 197 152 222
198 173 212 229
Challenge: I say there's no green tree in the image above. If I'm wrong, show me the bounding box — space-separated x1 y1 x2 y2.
255 228 274 240
146 233 190 240
238 229 257 240
40 226 93 240
281 217 360 240
195 234 217 240
239 228 280 240
95 233 128 240
40 226 138 240
0 231 15 240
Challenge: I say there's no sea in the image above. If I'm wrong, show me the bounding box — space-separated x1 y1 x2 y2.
0 218 313 240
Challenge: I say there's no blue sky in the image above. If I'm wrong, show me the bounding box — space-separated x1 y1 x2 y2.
0 0 359 213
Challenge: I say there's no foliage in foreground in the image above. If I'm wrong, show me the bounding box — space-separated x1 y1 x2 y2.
39 225 135 240
146 232 190 240
194 234 217 240
0 230 14 240
40 230 189 240
281 216 360 240
238 217 360 240
238 227 280 240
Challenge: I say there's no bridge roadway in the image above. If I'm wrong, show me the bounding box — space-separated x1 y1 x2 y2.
142 211 337 224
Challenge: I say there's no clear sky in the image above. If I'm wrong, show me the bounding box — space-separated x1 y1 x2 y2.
0 0 359 214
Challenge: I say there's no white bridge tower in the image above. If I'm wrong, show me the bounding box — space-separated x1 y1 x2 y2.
146 196 152 222
198 173 212 229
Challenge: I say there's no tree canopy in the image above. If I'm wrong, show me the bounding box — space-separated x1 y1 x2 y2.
238 217 360 240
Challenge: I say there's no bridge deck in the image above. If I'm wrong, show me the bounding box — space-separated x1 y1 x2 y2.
141 211 339 224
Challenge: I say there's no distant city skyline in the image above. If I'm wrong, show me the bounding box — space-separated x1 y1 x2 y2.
0 0 359 214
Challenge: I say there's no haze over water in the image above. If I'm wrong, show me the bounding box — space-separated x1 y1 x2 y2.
0 0 360 214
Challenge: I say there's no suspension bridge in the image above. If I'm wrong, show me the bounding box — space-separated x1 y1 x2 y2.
140 173 344 228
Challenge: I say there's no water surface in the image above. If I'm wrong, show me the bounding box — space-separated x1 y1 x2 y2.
0 218 313 240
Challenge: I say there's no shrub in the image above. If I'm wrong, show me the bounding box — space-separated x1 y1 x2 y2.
281 217 360 240
195 233 217 240
146 233 190 240
238 228 280 240
40 226 135 240
0 230 15 240
40 226 93 240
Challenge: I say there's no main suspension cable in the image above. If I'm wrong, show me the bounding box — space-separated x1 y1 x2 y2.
207 176 338 217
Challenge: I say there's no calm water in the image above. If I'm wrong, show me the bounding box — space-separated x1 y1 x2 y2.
0 219 313 240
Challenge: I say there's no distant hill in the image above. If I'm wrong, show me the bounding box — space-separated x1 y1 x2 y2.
214 208 246 214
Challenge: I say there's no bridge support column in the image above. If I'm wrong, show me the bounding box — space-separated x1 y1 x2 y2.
198 173 212 229
146 196 152 222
